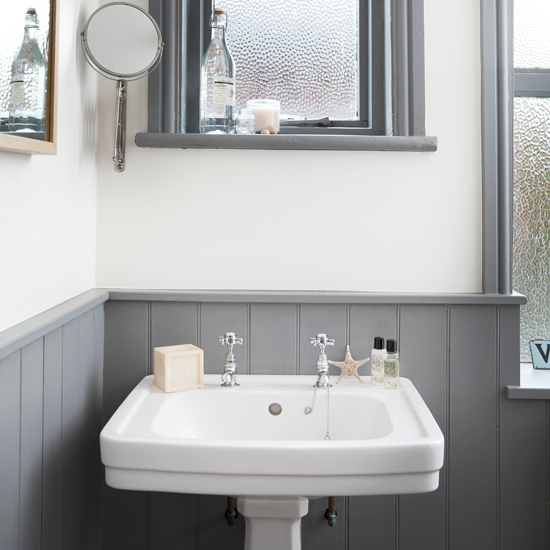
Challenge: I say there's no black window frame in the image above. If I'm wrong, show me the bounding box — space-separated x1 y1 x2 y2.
140 0 436 151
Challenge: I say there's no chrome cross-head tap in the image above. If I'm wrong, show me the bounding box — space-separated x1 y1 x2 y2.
219 332 243 387
310 333 335 352
310 333 335 388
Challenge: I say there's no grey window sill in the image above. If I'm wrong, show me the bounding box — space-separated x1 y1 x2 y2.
507 363 550 399
135 132 438 152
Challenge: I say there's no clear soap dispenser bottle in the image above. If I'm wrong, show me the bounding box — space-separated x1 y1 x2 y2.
370 336 386 386
384 339 400 389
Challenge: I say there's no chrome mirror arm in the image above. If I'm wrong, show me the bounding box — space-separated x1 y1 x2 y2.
113 80 127 172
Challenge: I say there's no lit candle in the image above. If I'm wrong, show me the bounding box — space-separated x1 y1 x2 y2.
246 99 280 132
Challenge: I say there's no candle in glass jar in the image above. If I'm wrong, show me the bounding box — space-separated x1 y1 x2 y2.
246 99 280 132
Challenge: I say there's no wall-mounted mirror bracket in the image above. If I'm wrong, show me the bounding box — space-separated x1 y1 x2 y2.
114 80 127 172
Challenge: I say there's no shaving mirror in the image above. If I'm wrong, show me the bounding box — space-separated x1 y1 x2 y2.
81 2 163 172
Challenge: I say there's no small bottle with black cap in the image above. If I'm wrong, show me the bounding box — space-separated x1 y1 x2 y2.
384 339 400 389
370 336 386 386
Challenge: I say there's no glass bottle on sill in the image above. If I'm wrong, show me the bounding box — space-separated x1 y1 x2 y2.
200 9 236 134
235 108 256 134
8 8 47 134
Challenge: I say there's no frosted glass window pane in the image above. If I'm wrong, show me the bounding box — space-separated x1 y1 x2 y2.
513 97 550 361
514 0 550 68
0 2 50 126
214 0 359 120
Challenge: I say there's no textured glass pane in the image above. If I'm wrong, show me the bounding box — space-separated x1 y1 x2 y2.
0 2 50 125
514 0 550 68
513 97 550 361
214 0 359 120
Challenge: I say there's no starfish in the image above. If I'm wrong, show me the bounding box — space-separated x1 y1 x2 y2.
328 345 370 384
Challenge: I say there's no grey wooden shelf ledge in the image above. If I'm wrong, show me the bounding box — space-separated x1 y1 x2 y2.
507 363 550 399
105 289 526 305
135 132 438 152
0 288 109 362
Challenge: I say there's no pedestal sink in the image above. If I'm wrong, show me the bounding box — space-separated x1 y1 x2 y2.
101 374 444 550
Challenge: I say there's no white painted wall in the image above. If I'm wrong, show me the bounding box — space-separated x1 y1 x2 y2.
0 0 99 332
0 0 482 332
95 0 482 293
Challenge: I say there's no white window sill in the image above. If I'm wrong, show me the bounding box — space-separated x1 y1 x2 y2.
507 363 550 399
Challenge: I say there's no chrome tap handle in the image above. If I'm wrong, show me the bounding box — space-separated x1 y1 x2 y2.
310 334 334 388
219 332 244 351
219 332 243 387
310 334 335 353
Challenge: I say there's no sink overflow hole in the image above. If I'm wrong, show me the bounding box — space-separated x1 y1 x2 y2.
268 403 282 416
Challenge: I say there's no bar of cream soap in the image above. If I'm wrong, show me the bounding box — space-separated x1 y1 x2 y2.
154 344 204 393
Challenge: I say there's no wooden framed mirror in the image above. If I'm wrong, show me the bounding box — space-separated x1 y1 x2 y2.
0 0 58 155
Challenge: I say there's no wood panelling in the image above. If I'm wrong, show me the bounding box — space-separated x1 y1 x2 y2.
449 306 498 550
250 303 298 374
1 296 547 550
149 301 199 550
98 298 548 550
101 301 148 550
499 306 548 548
302 496 346 550
399 305 448 550
62 318 80 550
348 304 398 550
198 495 245 550
150 301 199 370
0 351 22 550
149 492 198 550
43 328 63 550
90 305 105 550
0 305 104 550
348 495 396 550
20 338 44 550
0 304 104 550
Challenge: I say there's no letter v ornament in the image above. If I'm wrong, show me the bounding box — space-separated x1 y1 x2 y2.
529 339 550 369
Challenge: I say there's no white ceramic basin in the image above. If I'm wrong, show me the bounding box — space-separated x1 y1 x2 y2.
101 374 444 498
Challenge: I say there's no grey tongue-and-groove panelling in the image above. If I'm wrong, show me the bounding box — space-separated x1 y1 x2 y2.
0 303 104 550
101 297 548 550
0 292 547 550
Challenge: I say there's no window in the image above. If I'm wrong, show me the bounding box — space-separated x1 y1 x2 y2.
140 0 435 151
214 0 385 134
513 0 550 362
219 0 358 122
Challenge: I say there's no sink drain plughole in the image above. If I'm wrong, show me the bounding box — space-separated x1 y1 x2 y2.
304 385 331 440
268 403 282 415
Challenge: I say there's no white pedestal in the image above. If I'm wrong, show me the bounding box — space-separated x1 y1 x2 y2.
238 496 309 550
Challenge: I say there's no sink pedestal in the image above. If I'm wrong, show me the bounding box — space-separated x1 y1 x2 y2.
238 496 309 550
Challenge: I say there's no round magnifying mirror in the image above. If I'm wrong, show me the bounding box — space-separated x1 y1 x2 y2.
82 2 162 80
81 3 163 172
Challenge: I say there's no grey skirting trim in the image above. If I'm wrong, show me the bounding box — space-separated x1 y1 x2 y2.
507 386 550 400
104 288 527 305
0 289 109 361
135 132 438 152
